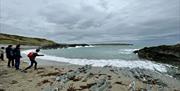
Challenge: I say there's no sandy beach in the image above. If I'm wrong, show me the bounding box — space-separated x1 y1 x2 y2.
0 58 180 91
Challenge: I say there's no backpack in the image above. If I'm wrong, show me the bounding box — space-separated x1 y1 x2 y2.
27 52 34 59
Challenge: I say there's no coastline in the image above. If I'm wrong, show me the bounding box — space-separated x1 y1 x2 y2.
0 58 180 91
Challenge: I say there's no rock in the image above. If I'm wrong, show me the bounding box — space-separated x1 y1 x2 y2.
37 79 51 86
82 72 94 82
40 72 60 77
79 83 96 89
72 76 82 81
27 79 32 82
134 44 180 66
54 65 92 90
67 84 76 91
129 68 168 87
114 81 127 86
128 81 135 91
11 80 18 84
37 70 44 74
41 43 90 49
0 89 5 91
89 78 111 91
107 75 112 80
43 86 60 91
37 67 45 70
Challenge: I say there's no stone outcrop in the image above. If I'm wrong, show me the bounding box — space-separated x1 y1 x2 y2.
134 44 180 66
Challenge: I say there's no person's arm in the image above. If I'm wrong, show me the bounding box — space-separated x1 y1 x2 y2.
38 54 44 56
37 53 44 56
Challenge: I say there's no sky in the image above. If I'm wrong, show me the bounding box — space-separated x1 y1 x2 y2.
0 0 180 45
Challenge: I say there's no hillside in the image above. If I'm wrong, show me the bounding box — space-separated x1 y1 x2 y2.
0 33 57 46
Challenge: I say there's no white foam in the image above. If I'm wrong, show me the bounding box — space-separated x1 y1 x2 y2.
22 49 168 72
21 49 36 54
118 49 139 54
67 45 95 49
75 46 83 48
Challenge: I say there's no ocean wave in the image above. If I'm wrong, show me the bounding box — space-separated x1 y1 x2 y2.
118 49 139 54
22 49 168 72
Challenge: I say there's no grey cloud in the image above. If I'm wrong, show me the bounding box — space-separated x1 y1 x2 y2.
0 0 179 44
98 0 108 10
41 2 110 30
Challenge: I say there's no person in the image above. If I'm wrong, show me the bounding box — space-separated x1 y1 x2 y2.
0 47 5 61
5 45 14 67
14 44 22 70
23 49 44 71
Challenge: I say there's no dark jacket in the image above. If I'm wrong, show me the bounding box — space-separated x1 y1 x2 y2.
5 47 13 58
14 48 21 58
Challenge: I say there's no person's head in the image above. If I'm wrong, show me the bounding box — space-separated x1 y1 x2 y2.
36 49 40 52
1 47 4 49
8 45 12 48
16 44 21 49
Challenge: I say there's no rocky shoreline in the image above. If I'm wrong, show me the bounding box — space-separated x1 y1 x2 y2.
41 44 90 49
1 59 180 91
134 44 180 67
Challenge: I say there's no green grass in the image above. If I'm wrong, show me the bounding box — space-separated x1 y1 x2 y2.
0 33 57 46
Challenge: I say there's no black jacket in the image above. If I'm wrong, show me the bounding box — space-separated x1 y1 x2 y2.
14 48 21 58
5 47 13 58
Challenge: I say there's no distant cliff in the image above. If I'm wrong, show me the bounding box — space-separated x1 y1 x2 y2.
41 43 90 49
0 33 57 46
134 44 180 66
41 43 133 49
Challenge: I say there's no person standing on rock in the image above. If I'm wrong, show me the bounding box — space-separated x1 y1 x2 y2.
14 44 22 70
0 47 5 61
6 45 14 67
23 49 44 72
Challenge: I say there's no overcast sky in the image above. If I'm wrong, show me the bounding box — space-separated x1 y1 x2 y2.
0 0 180 44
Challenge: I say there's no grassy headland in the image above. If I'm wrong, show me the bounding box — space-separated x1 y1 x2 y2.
0 33 57 46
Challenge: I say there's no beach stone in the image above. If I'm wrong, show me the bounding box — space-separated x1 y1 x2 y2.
128 81 136 91
56 65 92 83
82 72 94 82
129 68 168 87
43 87 59 91
55 77 61 81
11 80 18 84
52 65 93 90
89 78 111 91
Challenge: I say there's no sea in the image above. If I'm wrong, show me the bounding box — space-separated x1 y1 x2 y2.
22 44 177 74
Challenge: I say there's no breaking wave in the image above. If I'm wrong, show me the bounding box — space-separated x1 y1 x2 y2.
22 49 169 72
118 49 139 54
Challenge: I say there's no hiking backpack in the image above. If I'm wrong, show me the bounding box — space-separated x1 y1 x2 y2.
27 52 34 59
